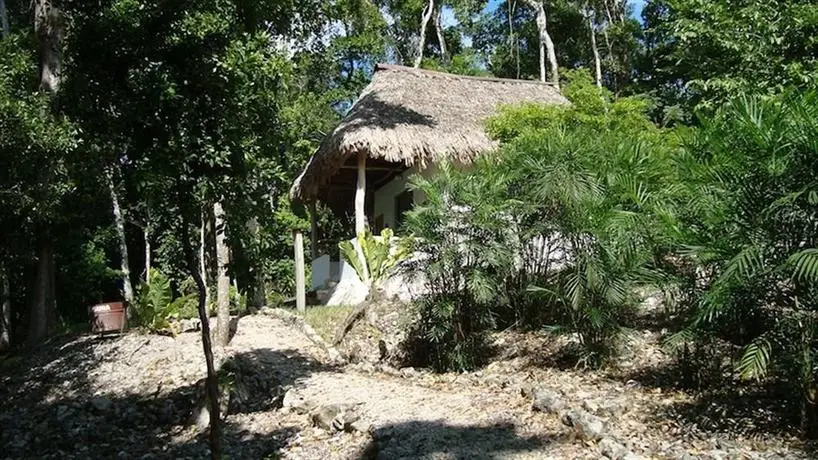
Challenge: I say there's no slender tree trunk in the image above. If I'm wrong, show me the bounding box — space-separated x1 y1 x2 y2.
414 0 435 68
434 4 448 64
35 0 61 94
600 0 614 73
0 266 10 351
214 202 230 346
144 222 151 284
604 0 614 26
181 208 221 459
200 210 209 307
105 167 134 304
246 218 265 310
587 10 603 88
522 0 559 87
0 0 9 38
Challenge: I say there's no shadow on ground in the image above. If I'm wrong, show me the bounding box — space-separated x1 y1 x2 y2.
647 383 799 439
617 355 801 440
355 420 558 460
0 333 338 459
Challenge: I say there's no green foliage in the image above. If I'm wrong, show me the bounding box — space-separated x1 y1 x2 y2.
339 228 413 287
405 163 508 371
671 91 818 435
133 270 195 333
642 0 818 118
408 70 678 369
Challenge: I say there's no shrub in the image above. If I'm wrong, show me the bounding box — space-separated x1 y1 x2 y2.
132 269 195 333
668 92 818 437
339 228 413 288
405 70 678 369
405 164 512 371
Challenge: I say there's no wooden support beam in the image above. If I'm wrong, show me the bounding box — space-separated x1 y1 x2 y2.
293 230 306 315
355 151 366 235
354 151 370 286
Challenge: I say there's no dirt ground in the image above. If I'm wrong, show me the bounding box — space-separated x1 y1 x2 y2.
0 311 814 459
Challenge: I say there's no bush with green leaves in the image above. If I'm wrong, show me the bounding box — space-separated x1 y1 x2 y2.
667 92 818 437
132 269 195 333
405 163 513 371
405 70 680 369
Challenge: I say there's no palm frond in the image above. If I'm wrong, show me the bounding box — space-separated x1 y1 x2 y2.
737 336 772 382
788 249 818 283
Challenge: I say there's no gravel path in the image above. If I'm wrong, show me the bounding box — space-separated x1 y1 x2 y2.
0 313 812 459
228 314 554 459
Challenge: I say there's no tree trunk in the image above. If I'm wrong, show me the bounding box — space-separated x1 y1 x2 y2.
27 1 61 347
294 230 306 315
0 267 10 351
144 222 151 284
27 242 57 346
200 210 209 307
35 0 61 94
105 167 134 304
434 4 448 64
214 202 230 347
0 0 9 38
587 9 603 88
246 218 265 310
413 0 435 68
181 210 221 459
354 152 370 285
522 0 559 87
804 385 818 439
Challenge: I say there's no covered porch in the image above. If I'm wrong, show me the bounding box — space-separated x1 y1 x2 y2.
306 152 423 293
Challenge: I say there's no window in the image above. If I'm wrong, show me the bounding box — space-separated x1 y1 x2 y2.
395 189 413 231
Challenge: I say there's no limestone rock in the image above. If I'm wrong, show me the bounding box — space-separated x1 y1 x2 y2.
522 385 564 414
600 437 643 460
179 318 201 333
562 409 607 441
282 389 315 415
583 398 626 417
310 403 362 432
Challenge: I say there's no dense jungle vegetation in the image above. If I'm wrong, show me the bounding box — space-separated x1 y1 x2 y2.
2 0 818 456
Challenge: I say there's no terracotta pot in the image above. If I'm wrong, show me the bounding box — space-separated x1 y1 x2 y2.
90 301 127 333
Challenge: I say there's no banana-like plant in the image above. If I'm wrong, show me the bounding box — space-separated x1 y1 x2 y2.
339 228 413 288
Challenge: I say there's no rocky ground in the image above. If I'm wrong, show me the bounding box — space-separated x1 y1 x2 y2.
0 308 815 460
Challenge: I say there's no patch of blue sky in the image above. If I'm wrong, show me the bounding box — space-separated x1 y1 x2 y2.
483 0 645 20
437 1 646 55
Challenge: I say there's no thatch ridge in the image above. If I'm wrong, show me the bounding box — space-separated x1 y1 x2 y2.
291 64 569 201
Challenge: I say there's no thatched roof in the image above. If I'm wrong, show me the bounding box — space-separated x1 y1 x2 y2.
290 63 569 202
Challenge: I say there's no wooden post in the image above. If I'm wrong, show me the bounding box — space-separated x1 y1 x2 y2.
355 151 366 235
293 230 306 315
354 152 370 285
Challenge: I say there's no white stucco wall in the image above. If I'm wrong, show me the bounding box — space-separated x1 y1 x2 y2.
372 164 437 230
312 254 331 290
